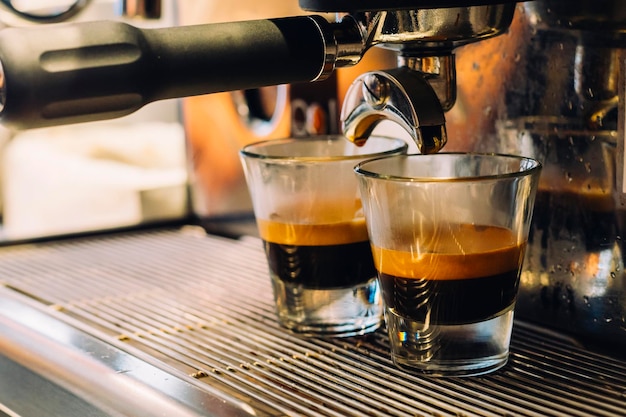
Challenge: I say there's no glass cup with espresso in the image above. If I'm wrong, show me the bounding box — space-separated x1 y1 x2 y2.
355 153 541 376
240 136 408 337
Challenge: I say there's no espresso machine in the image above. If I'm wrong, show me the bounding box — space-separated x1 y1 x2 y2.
488 1 626 350
0 0 624 351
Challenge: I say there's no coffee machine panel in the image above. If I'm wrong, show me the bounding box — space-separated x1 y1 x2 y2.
0 0 623 349
486 1 626 349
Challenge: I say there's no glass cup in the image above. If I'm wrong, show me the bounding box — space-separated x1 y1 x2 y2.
355 153 541 376
240 135 408 337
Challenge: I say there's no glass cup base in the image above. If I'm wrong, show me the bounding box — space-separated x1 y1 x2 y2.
386 307 514 377
271 275 383 337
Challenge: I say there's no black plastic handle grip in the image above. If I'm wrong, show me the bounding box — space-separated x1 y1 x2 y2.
0 16 328 129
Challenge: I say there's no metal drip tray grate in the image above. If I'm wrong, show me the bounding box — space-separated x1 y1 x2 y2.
0 226 625 417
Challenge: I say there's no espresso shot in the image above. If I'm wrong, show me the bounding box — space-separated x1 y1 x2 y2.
356 153 541 376
373 223 525 325
259 218 376 289
265 241 375 287
259 215 381 336
241 135 407 337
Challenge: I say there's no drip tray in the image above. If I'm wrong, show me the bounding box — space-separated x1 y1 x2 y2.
0 226 625 417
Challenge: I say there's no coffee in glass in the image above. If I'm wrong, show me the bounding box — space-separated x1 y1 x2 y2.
241 135 407 336
355 153 541 376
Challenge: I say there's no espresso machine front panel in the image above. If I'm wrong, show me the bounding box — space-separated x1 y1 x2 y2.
478 1 626 348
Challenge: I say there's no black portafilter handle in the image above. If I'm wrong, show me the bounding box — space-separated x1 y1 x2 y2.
0 16 341 130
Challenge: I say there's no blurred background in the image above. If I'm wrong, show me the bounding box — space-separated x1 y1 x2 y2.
0 0 416 241
0 0 187 240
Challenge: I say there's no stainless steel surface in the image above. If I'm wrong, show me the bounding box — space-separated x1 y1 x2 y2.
0 353 112 417
481 2 626 346
1 226 625 416
0 290 255 417
496 117 625 347
336 3 516 153
354 5 516 51
339 4 515 150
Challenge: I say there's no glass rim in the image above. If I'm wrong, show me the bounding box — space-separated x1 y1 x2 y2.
354 152 542 182
239 135 408 162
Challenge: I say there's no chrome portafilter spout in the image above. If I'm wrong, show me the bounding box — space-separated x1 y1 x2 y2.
340 4 515 153
341 64 449 154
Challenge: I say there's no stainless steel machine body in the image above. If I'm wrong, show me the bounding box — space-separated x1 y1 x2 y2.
0 1 625 414
480 1 626 348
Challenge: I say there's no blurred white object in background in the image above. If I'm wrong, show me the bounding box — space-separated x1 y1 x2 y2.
0 0 188 239
2 122 187 239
